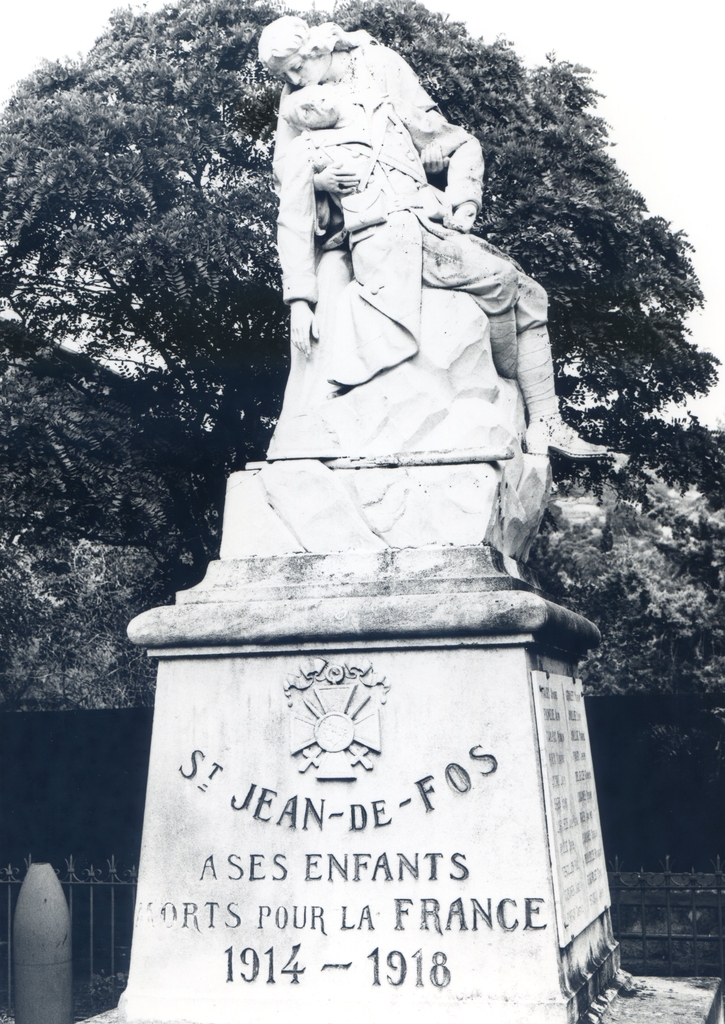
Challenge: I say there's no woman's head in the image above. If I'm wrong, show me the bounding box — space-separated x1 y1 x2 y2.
258 18 370 87
258 16 331 87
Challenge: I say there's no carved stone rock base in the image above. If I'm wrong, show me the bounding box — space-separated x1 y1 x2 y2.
219 450 550 564
258 287 552 563
268 288 524 463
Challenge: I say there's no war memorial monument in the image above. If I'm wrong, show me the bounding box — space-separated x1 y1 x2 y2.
80 14 721 1024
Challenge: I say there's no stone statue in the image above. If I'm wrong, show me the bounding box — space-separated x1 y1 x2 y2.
258 15 606 463
224 15 609 561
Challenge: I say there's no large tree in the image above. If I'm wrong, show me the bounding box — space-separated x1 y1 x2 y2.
0 0 289 592
0 0 721 704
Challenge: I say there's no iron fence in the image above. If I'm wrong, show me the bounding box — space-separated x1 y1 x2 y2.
609 856 725 978
0 856 137 1018
1 855 724 1017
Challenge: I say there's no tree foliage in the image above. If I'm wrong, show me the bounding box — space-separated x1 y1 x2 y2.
0 0 290 591
529 466 725 694
0 533 158 710
0 0 722 705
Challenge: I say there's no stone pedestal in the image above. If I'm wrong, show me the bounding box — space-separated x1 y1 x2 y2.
120 533 620 1024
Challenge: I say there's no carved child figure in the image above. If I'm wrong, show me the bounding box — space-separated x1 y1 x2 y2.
278 82 606 458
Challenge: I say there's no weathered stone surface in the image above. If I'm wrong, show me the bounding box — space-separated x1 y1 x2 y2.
182 544 539 601
258 460 387 554
129 587 600 652
182 543 539 603
127 548 600 654
115 641 617 1024
495 453 552 562
219 471 303 559
337 462 502 548
220 452 550 562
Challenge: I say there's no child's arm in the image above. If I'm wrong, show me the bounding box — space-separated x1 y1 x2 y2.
311 147 360 196
392 99 484 230
394 99 470 158
443 138 484 230
314 164 359 195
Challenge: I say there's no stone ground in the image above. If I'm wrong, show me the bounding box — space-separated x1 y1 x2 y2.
599 977 722 1023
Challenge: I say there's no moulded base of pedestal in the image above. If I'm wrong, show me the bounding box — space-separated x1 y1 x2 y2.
127 545 600 656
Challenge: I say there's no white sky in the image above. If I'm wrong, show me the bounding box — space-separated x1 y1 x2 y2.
1 0 723 426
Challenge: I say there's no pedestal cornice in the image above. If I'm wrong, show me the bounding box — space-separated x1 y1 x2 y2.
128 546 599 655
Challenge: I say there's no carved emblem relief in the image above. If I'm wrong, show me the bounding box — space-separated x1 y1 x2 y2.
284 658 390 782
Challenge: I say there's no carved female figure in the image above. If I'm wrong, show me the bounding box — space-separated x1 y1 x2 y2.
258 16 605 461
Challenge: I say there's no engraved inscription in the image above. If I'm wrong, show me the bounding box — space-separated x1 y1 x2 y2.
227 746 498 833
179 750 225 793
531 672 609 946
144 725 548 1001
136 890 549 981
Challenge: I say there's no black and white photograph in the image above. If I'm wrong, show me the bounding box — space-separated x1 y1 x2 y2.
1 0 723 1021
